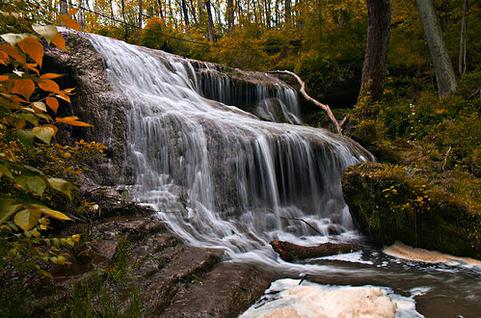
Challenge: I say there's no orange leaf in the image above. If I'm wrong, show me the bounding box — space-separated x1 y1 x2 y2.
0 75 9 81
0 43 26 64
0 51 8 65
45 96 59 112
56 91 71 103
51 33 66 50
56 116 92 127
37 79 60 94
40 73 63 79
58 15 80 31
11 79 35 100
27 63 40 75
18 37 44 67
68 8 79 15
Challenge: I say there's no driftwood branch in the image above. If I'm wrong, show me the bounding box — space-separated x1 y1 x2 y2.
280 216 323 235
270 70 342 134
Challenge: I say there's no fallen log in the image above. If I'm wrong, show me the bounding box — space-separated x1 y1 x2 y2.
270 240 360 262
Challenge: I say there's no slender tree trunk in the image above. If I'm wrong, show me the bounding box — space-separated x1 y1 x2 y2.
60 0 68 14
138 0 143 28
189 1 198 24
264 0 271 28
121 0 128 40
285 0 291 24
157 0 164 19
109 0 115 20
416 0 457 96
358 0 391 102
227 0 235 29
78 0 85 27
181 0 190 26
205 0 216 41
458 0 468 76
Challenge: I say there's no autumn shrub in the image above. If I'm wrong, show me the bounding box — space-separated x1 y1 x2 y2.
0 10 102 275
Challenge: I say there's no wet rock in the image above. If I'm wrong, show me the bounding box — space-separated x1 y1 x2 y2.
270 240 360 262
159 263 274 318
343 162 481 259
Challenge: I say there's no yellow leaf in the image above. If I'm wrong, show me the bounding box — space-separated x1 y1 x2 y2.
71 234 81 242
32 126 56 144
0 33 28 46
37 79 60 94
32 24 58 43
14 209 41 231
45 96 59 112
30 204 71 221
32 101 46 112
11 79 35 100
18 36 44 67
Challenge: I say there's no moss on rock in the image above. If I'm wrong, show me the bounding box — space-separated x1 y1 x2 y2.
343 162 481 259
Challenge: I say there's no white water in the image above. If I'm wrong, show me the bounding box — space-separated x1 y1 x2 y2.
88 34 371 264
240 279 423 318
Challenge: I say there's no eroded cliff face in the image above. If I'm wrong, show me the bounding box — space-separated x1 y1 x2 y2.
43 31 310 186
44 32 131 185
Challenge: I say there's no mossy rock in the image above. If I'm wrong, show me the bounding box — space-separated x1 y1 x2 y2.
342 162 481 259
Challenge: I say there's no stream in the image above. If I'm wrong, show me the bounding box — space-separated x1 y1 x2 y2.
87 33 481 317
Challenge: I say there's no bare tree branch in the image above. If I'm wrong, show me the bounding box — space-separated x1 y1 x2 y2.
270 70 342 133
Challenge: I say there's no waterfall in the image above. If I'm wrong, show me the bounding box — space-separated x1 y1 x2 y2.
88 34 371 262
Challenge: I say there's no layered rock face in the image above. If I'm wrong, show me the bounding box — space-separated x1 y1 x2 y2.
45 31 372 262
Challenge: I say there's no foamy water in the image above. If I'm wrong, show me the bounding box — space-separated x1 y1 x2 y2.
384 241 481 269
240 279 423 318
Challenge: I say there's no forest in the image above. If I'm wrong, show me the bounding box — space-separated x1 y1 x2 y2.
1 0 481 317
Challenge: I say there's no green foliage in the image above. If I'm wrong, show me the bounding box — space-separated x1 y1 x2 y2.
0 12 101 275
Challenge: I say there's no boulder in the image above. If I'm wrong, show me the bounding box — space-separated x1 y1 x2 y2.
342 162 481 259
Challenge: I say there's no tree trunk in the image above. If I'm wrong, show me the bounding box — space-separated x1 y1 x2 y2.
205 0 216 41
358 0 391 102
138 0 143 28
181 0 190 26
157 0 164 19
416 0 457 96
78 0 85 27
109 0 115 20
60 0 68 15
458 0 468 77
121 0 128 40
227 0 235 29
264 0 271 28
285 0 291 24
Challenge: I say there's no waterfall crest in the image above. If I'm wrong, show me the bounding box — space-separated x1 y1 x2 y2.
88 34 372 262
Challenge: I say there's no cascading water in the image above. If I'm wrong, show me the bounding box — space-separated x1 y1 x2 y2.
75 33 481 316
196 65 302 124
88 34 371 264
